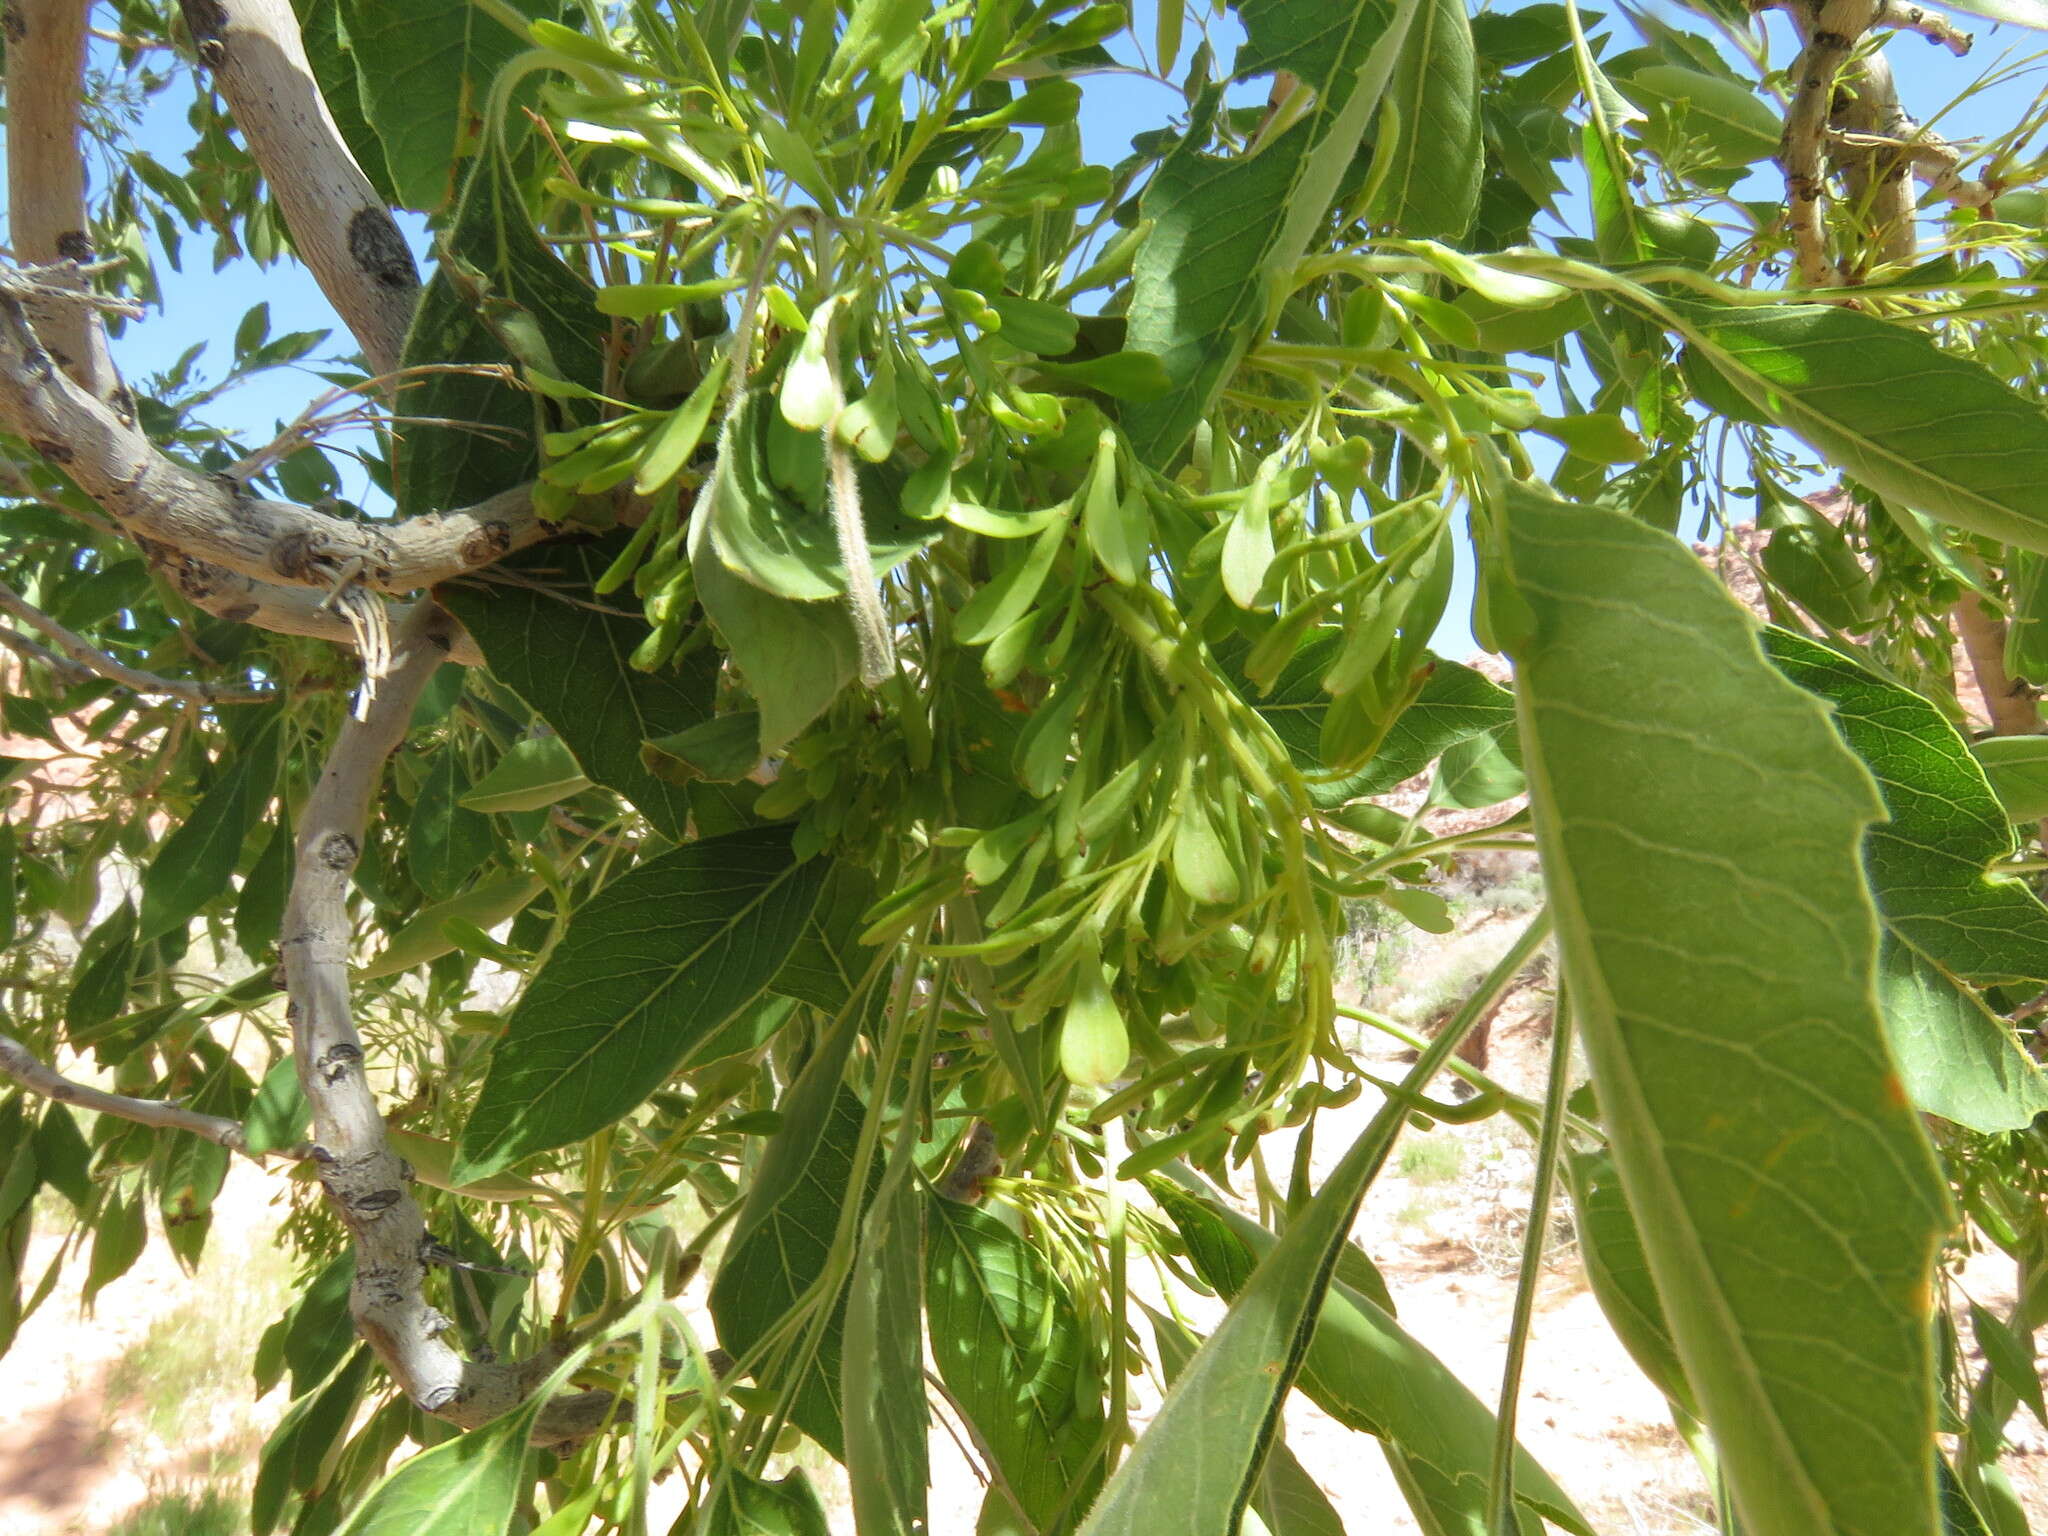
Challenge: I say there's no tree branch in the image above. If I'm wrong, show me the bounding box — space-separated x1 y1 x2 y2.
1956 594 2041 737
0 272 563 597
180 0 419 376
3 0 119 401
0 576 276 702
0 1032 312 1159
280 600 607 1450
1771 0 1977 286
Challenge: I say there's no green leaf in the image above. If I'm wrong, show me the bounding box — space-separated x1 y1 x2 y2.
66 902 138 1035
706 390 940 601
30 1105 92 1211
1502 484 1947 1536
333 1373 546 1536
1971 734 2048 823
1667 302 2048 557
1762 628 2048 985
927 1197 1105 1532
460 734 592 813
84 1186 147 1306
1620 64 1781 168
235 818 293 960
407 750 496 901
361 875 544 979
1248 639 1515 807
284 1253 358 1398
290 0 398 203
2004 552 2048 686
1123 0 1424 459
1145 1308 1345 1536
139 730 275 940
1145 1176 1587 1536
1368 0 1481 239
1967 1301 2046 1431
395 148 603 513
439 538 717 839
843 1169 929 1536
245 1056 313 1158
453 829 828 1181
1874 938 2048 1133
339 0 557 211
688 482 860 756
1562 1150 1698 1418
709 1018 871 1461
704 1468 831 1536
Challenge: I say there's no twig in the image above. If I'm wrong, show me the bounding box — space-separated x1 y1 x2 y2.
0 577 274 703
0 1032 314 1161
278 600 608 1449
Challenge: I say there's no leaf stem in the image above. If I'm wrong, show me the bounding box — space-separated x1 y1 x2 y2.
1486 981 1576 1535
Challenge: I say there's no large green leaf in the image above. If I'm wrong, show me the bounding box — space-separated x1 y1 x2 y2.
709 1018 871 1461
138 729 275 941
395 149 603 514
331 1378 543 1536
1875 937 2048 1134
706 389 942 601
290 0 398 205
451 829 828 1182
1503 484 1947 1536
1144 1308 1345 1536
1122 0 1424 460
689 484 860 756
1145 1177 1587 1536
1670 302 2048 556
1368 0 1481 239
338 0 556 212
1761 627 2048 985
438 537 718 840
927 1196 1105 1534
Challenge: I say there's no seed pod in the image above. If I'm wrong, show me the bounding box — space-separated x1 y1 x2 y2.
1059 953 1129 1087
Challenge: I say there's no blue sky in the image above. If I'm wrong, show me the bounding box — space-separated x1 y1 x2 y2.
46 0 2048 658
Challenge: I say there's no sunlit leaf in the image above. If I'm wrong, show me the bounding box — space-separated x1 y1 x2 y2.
1504 483 1946 1536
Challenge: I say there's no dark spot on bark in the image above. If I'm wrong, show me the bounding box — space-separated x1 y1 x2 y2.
111 384 136 424
458 519 513 568
1813 30 1851 49
220 602 259 623
316 830 359 870
54 230 92 263
1 6 24 45
310 1144 336 1164
347 209 420 293
427 628 453 654
28 438 73 465
354 1187 401 1214
399 1159 416 1183
179 0 228 63
271 529 324 580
